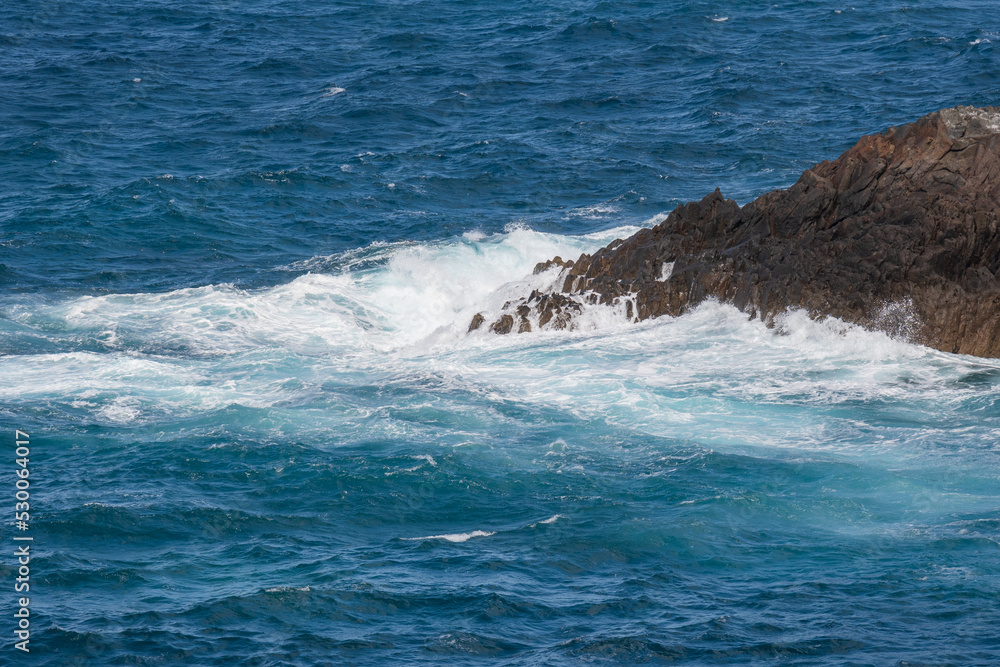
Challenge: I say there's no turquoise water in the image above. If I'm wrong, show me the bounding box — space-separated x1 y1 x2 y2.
3 1 1000 664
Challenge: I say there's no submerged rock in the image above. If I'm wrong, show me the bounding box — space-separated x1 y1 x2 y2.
475 106 1000 357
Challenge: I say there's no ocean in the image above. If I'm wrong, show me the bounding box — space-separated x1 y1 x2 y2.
2 1 1000 664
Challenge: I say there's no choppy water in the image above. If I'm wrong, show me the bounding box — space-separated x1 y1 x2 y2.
3 1 1000 665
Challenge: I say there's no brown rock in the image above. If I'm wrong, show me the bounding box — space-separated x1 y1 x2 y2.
490 314 514 335
533 256 574 275
475 106 1000 357
468 312 485 332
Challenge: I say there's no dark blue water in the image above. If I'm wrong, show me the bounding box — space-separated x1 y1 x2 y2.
2 1 1000 664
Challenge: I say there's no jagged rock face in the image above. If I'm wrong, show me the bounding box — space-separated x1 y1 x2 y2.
472 106 1000 357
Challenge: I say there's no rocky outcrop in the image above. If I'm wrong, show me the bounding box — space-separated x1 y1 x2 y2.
472 106 1000 357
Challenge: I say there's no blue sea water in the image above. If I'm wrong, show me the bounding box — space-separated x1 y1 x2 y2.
2 0 1000 664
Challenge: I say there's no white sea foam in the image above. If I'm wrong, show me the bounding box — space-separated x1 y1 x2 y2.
385 454 439 475
3 218 991 463
0 223 635 408
321 86 346 97
97 396 142 424
403 530 495 543
658 261 674 281
564 192 651 221
566 203 620 219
